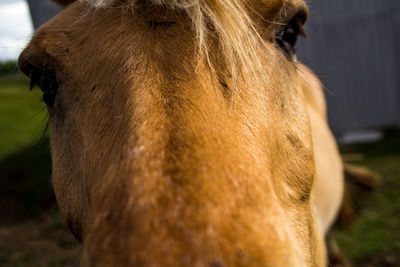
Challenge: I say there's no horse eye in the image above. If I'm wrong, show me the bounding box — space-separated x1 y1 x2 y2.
29 66 59 108
275 19 305 58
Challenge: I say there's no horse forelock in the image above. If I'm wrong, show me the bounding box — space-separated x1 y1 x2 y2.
79 0 286 84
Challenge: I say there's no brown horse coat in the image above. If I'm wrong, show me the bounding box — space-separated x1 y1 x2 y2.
18 0 345 266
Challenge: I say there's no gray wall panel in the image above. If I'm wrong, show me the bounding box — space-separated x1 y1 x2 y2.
297 0 400 134
26 0 60 29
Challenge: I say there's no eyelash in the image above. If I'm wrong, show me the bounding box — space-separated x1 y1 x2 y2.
29 67 59 108
275 18 306 58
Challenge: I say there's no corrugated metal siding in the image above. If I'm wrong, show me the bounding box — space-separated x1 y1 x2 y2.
27 0 400 134
297 0 400 134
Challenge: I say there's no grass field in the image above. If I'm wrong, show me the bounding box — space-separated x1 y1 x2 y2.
0 74 48 160
336 138 400 266
0 73 399 266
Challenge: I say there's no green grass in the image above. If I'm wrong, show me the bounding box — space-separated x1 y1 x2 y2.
335 137 400 262
0 73 48 160
0 73 53 217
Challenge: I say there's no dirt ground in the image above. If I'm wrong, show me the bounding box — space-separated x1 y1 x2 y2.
354 254 400 267
0 214 80 267
0 214 399 267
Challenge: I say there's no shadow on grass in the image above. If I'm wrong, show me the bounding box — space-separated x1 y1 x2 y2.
0 137 54 224
0 139 81 267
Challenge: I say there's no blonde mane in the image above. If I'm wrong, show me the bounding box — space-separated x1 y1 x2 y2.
80 0 282 83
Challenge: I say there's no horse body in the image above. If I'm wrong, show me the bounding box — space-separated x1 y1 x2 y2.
19 0 344 266
299 65 344 234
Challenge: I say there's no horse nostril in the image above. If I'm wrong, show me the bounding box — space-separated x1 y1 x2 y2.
210 261 224 267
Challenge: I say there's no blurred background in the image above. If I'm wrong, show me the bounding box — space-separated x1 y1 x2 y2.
0 0 399 266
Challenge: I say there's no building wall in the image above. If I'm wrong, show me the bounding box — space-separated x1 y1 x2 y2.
27 0 400 135
297 0 400 134
26 0 60 29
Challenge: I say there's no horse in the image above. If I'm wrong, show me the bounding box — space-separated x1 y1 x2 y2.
18 0 353 265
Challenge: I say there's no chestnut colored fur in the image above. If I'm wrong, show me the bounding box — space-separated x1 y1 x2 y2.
19 0 346 266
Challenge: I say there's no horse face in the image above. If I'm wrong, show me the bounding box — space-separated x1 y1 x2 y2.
19 0 321 266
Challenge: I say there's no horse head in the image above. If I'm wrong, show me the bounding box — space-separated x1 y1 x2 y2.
18 0 331 265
